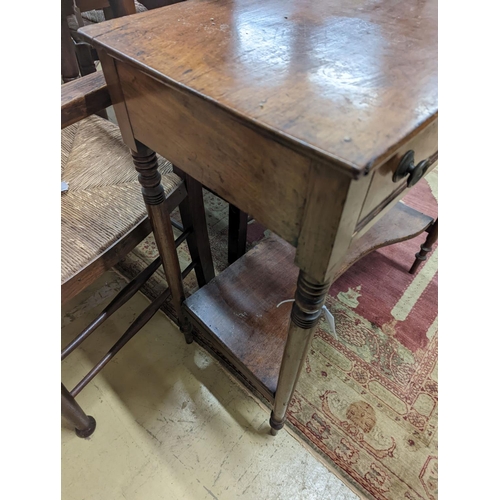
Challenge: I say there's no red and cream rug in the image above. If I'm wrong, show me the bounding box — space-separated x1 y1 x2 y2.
115 169 438 500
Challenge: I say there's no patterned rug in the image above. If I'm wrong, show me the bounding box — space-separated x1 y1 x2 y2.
115 169 438 500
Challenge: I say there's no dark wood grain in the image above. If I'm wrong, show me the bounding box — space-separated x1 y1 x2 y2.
61 9 80 83
173 167 215 287
108 0 136 17
79 0 437 176
61 71 111 127
186 201 433 399
140 0 184 8
62 0 76 17
74 41 98 77
76 0 110 12
228 204 248 264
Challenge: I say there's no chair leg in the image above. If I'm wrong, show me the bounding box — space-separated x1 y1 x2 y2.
61 16 80 82
410 218 438 274
74 42 96 76
61 384 96 438
131 143 192 342
173 166 215 288
228 204 248 265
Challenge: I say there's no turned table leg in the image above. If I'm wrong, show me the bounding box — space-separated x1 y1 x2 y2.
131 142 192 342
410 218 438 274
269 271 331 435
61 384 96 438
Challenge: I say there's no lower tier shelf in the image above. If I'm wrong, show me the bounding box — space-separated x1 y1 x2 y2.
184 201 433 402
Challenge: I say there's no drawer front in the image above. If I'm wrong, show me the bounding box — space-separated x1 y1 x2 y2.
356 119 438 232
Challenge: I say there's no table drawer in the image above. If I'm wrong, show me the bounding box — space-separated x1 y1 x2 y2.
357 119 438 232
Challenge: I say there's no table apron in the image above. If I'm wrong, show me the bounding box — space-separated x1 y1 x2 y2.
117 60 314 248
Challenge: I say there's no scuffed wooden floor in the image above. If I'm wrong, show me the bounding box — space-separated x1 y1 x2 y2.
62 271 360 500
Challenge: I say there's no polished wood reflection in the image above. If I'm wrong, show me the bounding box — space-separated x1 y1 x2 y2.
79 0 437 176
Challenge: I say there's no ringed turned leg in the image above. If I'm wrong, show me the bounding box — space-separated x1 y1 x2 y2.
61 384 96 438
270 271 331 435
131 142 192 342
410 218 438 274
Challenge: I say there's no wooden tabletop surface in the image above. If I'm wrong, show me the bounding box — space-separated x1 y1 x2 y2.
80 0 437 176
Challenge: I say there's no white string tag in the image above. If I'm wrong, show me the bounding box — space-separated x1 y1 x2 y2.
322 306 337 338
276 299 337 339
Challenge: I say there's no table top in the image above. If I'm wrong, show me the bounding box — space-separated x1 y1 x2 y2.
81 0 437 177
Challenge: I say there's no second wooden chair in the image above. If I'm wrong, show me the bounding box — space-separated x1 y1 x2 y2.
61 71 215 438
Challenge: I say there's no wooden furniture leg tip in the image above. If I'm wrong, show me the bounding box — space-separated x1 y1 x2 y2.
269 413 284 436
409 253 426 274
74 416 96 438
181 325 194 344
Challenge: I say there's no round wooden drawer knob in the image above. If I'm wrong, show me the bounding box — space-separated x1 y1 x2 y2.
393 150 430 187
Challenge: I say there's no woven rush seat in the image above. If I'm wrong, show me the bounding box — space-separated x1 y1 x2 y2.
61 114 180 285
